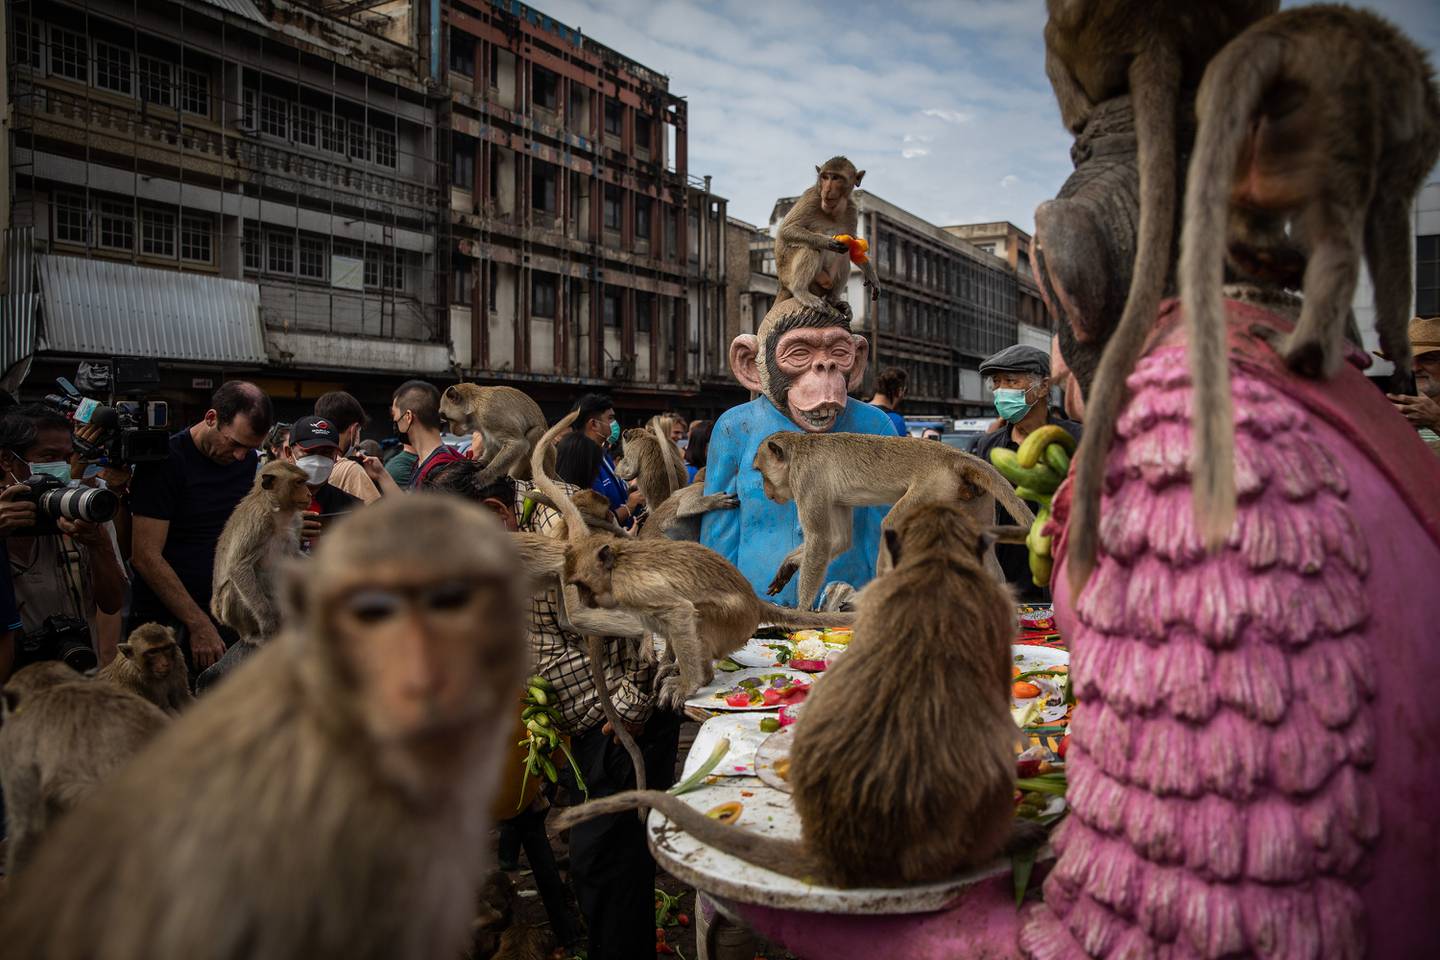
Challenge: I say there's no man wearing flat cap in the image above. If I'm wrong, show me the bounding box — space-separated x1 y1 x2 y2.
1383 316 1440 456
974 344 1082 597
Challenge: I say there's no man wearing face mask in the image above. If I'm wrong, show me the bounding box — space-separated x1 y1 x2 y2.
0 406 127 658
283 416 365 548
974 345 1082 598
391 380 465 491
571 393 643 530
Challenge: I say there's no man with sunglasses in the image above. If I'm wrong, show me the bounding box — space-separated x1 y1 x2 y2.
128 381 273 674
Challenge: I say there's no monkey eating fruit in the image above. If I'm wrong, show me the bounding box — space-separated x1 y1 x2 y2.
774 157 881 318
95 622 194 715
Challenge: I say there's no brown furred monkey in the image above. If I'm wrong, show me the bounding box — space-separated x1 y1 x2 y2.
774 157 881 318
637 469 739 541
556 502 1027 887
0 497 530 960
210 460 310 643
615 421 688 517
530 412 854 709
1179 5 1440 548
95 623 194 715
753 432 1036 610
0 663 168 876
438 383 552 484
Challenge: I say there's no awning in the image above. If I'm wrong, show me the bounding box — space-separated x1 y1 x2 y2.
37 256 267 366
194 0 269 28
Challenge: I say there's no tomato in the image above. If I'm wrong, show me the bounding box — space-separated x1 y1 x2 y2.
780 683 809 702
1058 734 1071 759
725 691 751 708
1013 681 1042 699
762 688 784 706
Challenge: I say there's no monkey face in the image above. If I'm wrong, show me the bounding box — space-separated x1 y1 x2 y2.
751 439 793 503
565 544 618 608
143 645 178 681
815 157 862 215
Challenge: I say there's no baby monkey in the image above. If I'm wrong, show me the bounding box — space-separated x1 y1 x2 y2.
96 623 193 715
557 502 1027 887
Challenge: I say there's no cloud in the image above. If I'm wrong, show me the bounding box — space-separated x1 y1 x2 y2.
1000 175 1019 189
902 147 931 159
921 108 973 125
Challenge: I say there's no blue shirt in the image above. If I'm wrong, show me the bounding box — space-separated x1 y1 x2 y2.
592 451 633 528
701 397 898 606
685 463 699 483
874 405 908 437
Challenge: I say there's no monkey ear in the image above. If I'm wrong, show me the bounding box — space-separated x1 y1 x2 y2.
766 439 786 462
883 528 902 568
597 544 616 571
854 170 865 187
261 473 277 490
815 165 822 176
729 334 763 393
118 642 135 660
846 334 871 394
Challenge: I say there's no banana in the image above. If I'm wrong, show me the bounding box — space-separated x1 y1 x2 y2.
1016 424 1076 468
1014 486 1054 506
1029 548 1053 588
989 447 1028 486
521 705 544 721
527 685 549 706
527 674 555 692
991 448 1060 492
1044 442 1071 478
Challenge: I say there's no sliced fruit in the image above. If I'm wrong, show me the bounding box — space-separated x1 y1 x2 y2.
706 800 743 824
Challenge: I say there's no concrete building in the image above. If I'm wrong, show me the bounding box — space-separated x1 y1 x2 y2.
944 220 1053 354
723 216 776 350
4 0 444 421
770 191 1023 418
441 0 738 420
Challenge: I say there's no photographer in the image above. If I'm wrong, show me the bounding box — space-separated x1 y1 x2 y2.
128 382 272 672
1 405 127 664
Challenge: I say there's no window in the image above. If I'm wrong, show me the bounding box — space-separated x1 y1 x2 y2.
604 100 622 137
243 226 261 271
50 26 88 83
94 41 133 95
1419 235 1439 317
242 87 257 129
371 127 396 168
299 235 327 280
635 113 652 151
322 115 345 154
384 253 404 291
364 249 380 288
141 208 176 257
603 185 621 231
139 55 172 107
54 194 88 244
533 67 559 110
348 120 369 161
452 263 474 305
267 232 295 274
688 211 699 262
294 105 319 148
532 162 557 214
15 17 42 70
449 29 475 77
635 199 651 242
98 200 134 251
181 215 212 263
531 273 557 319
602 287 621 327
261 94 289 138
452 135 476 190
181 68 210 116
636 292 653 333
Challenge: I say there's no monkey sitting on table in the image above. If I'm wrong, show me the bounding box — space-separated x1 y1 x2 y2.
0 497 530 960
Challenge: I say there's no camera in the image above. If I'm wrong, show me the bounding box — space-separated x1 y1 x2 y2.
15 615 98 673
43 358 170 465
10 474 119 537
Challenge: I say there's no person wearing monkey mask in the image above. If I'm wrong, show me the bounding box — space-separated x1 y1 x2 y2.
701 298 898 608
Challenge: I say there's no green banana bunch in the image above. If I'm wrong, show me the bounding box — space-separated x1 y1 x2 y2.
515 674 587 810
990 447 1062 499
991 426 1077 589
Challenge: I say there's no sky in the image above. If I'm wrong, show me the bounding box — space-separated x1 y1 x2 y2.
531 0 1440 232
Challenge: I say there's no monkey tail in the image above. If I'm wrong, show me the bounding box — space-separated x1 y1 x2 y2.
1181 30 1285 552
650 419 686 501
530 411 589 542
586 637 647 814
971 458 1036 528
757 604 856 629
1066 42 1181 596
553 789 820 880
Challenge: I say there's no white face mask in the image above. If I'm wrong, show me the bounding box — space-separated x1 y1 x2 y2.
676 438 689 451
27 460 73 483
296 454 336 486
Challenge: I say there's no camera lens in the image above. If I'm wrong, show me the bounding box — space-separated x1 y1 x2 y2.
58 637 98 673
35 486 119 524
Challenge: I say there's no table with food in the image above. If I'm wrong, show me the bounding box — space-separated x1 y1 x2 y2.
651 605 1070 958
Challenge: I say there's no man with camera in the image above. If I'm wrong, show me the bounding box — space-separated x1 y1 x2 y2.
128 382 272 672
1 405 128 675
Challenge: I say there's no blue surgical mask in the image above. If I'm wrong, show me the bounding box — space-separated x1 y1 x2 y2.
28 461 72 483
993 388 1035 424
608 420 621 444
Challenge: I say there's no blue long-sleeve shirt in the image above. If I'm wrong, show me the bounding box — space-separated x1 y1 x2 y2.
592 450 633 528
700 397 898 606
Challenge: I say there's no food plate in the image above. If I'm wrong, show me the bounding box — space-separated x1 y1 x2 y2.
1011 644 1070 725
729 636 794 668
687 667 813 712
754 726 795 793
1019 605 1056 632
682 713 777 779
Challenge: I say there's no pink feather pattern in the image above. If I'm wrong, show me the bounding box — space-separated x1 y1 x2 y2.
1021 344 1377 960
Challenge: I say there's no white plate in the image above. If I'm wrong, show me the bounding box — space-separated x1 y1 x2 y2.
1011 644 1069 724
682 713 777 779
753 726 795 794
686 667 813 712
729 637 793 669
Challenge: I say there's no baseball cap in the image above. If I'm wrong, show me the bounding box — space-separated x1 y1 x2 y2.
291 415 342 451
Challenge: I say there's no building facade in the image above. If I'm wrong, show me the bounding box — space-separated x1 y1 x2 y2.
723 216 776 352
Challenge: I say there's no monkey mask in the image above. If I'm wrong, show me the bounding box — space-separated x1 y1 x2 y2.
730 299 870 433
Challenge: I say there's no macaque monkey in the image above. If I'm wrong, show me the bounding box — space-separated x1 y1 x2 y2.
774 157 881 318
1177 5 1440 549
95 623 193 715
752 432 1036 610
439 384 552 484
0 663 167 876
0 497 530 959
615 421 688 516
638 469 739 541
210 461 309 643
531 413 854 709
557 503 1029 887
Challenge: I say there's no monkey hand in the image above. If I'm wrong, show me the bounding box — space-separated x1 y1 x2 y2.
1388 393 1440 431
656 674 690 712
0 484 39 537
767 560 799 596
827 237 851 253
652 659 679 691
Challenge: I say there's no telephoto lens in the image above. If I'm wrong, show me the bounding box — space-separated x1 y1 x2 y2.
36 484 119 524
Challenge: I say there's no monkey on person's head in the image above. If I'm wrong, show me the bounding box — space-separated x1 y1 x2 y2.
773 157 881 318
96 622 194 715
437 384 551 484
729 298 870 433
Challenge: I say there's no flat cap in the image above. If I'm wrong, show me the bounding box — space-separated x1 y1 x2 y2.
979 344 1050 377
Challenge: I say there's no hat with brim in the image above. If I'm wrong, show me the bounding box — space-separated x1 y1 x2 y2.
1374 316 1440 361
291 415 342 451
